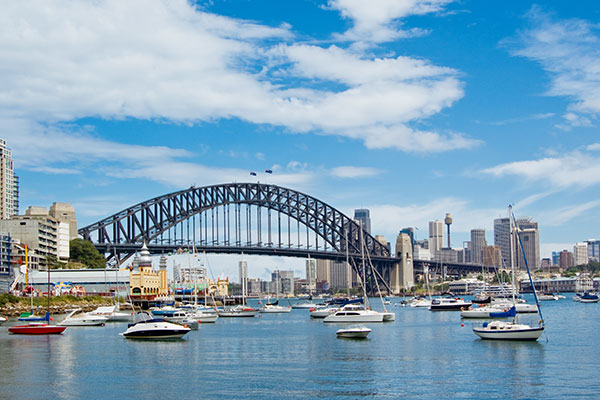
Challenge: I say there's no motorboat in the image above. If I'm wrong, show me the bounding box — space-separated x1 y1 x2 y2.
120 313 191 339
409 297 432 308
58 309 108 326
88 305 132 322
537 293 559 301
578 292 599 303
189 310 219 323
217 305 257 317
259 303 292 313
473 320 544 341
150 306 178 317
382 311 396 321
310 305 339 318
291 301 320 309
429 297 472 311
336 325 372 339
0 316 7 325
323 305 384 323
8 322 67 335
165 311 199 330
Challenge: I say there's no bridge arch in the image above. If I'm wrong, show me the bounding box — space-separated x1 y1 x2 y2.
79 182 392 261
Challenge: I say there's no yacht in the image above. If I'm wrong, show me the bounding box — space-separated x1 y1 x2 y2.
188 309 219 323
473 320 544 340
578 292 600 303
429 297 472 311
323 305 384 323
409 296 432 308
58 309 108 326
165 311 199 330
309 305 339 318
461 305 516 319
120 313 191 339
217 305 257 317
259 303 292 313
88 305 132 322
0 316 7 325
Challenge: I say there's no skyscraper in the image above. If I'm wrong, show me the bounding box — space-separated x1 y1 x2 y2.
573 242 588 266
353 209 371 235
238 260 248 296
0 139 19 219
306 258 316 292
585 239 600 262
515 217 540 269
494 217 511 268
428 220 443 256
470 229 487 264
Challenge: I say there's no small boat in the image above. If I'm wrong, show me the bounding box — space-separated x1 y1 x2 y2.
409 296 431 308
217 305 257 317
18 311 50 322
323 305 384 323
0 316 7 325
58 309 108 326
259 303 292 313
473 320 544 341
150 306 178 317
165 312 200 330
429 297 472 311
336 325 372 339
291 301 319 309
8 323 67 335
461 305 515 319
310 305 339 318
88 305 132 322
578 292 599 303
120 313 191 339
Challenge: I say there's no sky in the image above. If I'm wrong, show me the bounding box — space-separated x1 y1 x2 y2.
2 0 600 280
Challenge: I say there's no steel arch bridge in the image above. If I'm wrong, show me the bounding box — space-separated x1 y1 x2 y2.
79 183 401 293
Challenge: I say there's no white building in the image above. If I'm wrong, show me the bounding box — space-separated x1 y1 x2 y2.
574 242 589 266
0 138 19 220
428 220 444 255
305 258 316 292
238 259 248 296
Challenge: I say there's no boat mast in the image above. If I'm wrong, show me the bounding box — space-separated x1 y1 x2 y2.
359 221 368 306
345 227 350 298
508 205 517 322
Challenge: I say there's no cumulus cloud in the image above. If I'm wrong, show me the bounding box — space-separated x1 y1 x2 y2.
509 7 600 127
0 0 476 162
481 150 600 189
326 0 455 43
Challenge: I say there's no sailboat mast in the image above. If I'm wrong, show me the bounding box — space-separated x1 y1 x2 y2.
359 222 368 304
345 227 350 298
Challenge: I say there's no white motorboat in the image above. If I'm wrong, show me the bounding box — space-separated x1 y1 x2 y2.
537 293 559 301
120 313 191 339
165 311 200 330
259 303 292 313
382 311 395 321
217 305 257 317
473 320 544 341
336 325 372 339
309 305 339 318
0 316 7 325
323 305 384 323
492 300 538 313
89 305 132 322
429 297 472 311
409 297 432 308
189 310 219 323
58 309 108 326
291 301 319 309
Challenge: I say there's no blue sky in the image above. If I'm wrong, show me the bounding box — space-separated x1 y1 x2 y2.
2 0 600 279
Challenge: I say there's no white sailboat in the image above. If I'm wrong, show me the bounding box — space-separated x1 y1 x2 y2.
473 206 545 341
58 309 108 326
259 278 291 313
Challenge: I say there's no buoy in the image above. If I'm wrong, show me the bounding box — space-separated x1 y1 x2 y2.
461 323 464 327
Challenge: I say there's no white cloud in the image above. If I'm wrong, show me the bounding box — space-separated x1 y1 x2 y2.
330 166 381 178
510 7 600 127
587 143 600 151
482 150 600 189
0 0 475 155
537 200 600 227
326 0 454 43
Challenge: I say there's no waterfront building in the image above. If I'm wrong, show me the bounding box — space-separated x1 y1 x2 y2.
247 278 262 296
448 279 487 295
353 209 371 235
515 217 540 269
482 245 502 267
209 275 229 297
0 206 59 265
585 239 600 262
239 259 248 296
573 242 589 266
519 276 593 293
330 260 350 290
470 229 486 264
305 258 316 292
0 234 12 292
129 244 169 298
559 250 574 269
428 220 444 256
413 245 431 261
49 202 78 241
493 217 512 269
27 268 130 296
272 270 294 296
0 138 19 220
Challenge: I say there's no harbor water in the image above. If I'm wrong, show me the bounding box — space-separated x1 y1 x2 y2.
1 296 599 399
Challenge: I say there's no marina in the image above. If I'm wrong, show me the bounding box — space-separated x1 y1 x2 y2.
1 296 599 398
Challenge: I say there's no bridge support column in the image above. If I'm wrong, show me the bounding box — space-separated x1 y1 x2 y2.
393 232 414 292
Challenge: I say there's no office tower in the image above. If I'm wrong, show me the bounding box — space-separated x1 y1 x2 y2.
482 245 502 267
559 250 573 269
552 251 560 266
238 260 248 296
0 139 19 219
585 240 600 262
494 217 511 268
305 258 316 292
470 229 487 264
515 217 540 269
428 220 444 255
330 260 350 290
354 209 371 235
316 259 331 284
573 242 588 266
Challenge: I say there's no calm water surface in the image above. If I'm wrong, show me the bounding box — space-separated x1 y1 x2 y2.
1 297 598 399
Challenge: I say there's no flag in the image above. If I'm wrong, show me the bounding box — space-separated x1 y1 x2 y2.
265 169 272 174
250 171 257 176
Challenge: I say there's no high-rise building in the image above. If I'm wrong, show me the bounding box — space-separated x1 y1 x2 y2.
330 260 350 290
494 217 511 269
573 242 589 266
0 139 19 219
305 258 316 292
49 202 78 241
428 220 444 256
559 250 573 269
515 217 540 269
482 245 502 267
238 260 248 296
316 259 330 284
470 229 487 264
552 251 561 266
585 239 600 262
353 209 371 235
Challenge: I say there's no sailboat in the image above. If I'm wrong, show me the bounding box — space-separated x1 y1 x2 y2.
259 277 291 313
217 257 257 317
473 206 545 341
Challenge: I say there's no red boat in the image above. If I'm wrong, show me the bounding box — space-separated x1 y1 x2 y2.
8 323 67 335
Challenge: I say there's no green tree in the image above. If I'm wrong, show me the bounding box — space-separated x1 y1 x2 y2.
69 239 106 268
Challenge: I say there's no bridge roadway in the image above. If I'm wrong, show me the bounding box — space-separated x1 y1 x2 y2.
413 259 499 277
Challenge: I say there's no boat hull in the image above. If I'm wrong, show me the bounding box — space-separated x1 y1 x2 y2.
121 321 191 339
8 324 67 335
473 326 544 340
324 313 383 323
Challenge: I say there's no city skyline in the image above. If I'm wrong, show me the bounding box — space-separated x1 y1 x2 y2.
2 1 600 278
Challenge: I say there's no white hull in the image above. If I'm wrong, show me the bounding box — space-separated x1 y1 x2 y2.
336 326 371 338
58 317 107 326
473 326 544 340
324 312 383 323
217 308 257 317
291 303 319 309
382 312 395 321
121 320 191 339
259 306 292 313
310 307 338 318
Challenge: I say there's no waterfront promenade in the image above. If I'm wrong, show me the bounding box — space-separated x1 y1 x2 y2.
1 296 598 399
